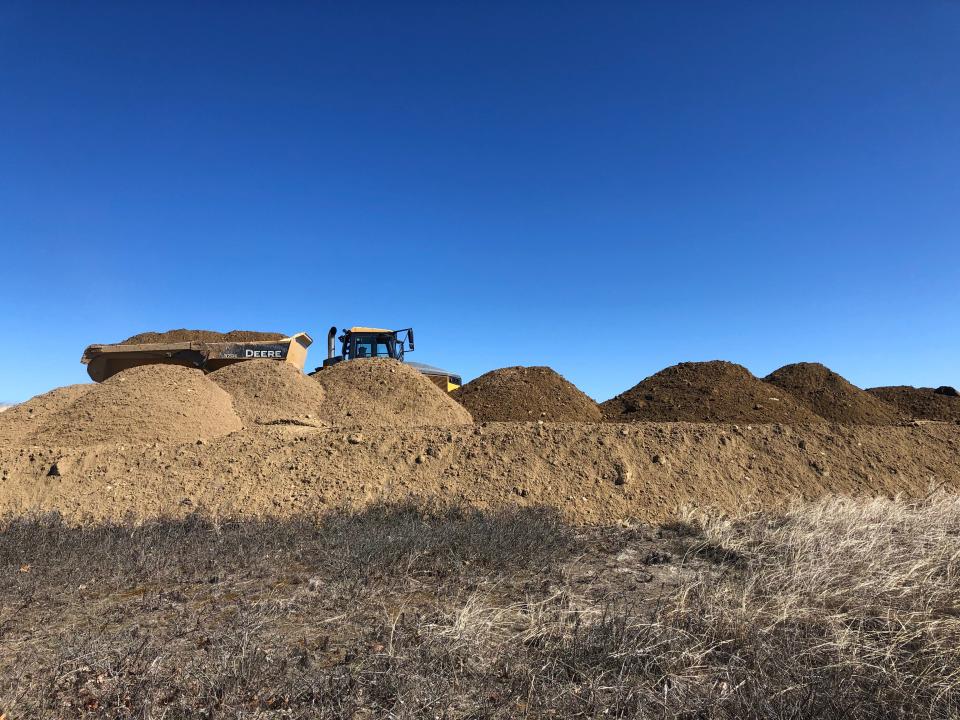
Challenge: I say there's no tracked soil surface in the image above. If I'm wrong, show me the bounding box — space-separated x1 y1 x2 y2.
867 386 960 422
765 363 903 425
28 366 242 447
602 361 821 424
452 366 602 422
312 358 473 427
119 329 287 344
210 360 326 427
3 421 959 524
0 385 93 445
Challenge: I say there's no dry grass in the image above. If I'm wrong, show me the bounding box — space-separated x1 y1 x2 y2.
1 495 958 718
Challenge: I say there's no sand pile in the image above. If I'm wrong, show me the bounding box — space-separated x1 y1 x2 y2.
0 385 93 445
764 363 903 425
120 329 286 344
602 361 821 423
867 386 960 422
30 365 242 446
312 358 473 427
2 421 959 524
452 366 601 422
210 360 325 427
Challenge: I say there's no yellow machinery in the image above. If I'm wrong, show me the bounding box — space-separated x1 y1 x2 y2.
316 326 461 391
81 333 313 382
81 325 461 391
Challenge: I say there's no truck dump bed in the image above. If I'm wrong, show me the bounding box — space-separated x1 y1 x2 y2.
81 332 313 382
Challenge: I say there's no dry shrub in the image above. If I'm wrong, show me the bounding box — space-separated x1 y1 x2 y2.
2 496 958 718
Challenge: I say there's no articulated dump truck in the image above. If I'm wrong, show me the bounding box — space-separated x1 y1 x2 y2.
81 333 313 382
82 325 462 390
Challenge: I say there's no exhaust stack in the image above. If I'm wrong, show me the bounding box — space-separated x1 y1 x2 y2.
327 326 338 359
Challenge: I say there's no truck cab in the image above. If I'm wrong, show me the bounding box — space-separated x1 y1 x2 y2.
317 326 461 391
322 327 413 365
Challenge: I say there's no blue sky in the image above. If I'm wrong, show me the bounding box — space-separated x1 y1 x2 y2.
2 1 958 403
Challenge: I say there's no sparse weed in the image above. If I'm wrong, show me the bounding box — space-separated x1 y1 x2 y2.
1 495 958 718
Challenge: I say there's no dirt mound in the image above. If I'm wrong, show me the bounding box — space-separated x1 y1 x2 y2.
602 361 821 423
30 365 242 446
867 386 960 422
764 363 903 425
120 329 287 344
2 421 959 524
210 360 326 427
312 358 473 427
0 385 93 444
452 366 601 422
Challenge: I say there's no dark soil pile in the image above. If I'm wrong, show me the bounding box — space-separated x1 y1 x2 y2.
602 361 821 424
452 366 601 422
867 386 960 422
0 385 93 444
120 329 287 344
764 363 903 425
31 365 242 446
210 360 326 427
313 359 473 427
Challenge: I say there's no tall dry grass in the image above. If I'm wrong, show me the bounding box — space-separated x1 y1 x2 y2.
2 495 958 718
659 493 960 717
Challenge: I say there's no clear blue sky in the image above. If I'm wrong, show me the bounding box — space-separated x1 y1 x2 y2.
2 1 958 403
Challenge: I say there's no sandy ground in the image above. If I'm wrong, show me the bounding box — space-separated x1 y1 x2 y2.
3 420 958 524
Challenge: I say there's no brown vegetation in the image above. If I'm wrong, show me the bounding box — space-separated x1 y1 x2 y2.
2 495 958 718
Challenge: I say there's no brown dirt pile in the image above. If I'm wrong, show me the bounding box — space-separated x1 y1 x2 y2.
602 361 821 423
452 366 601 422
29 365 242 446
764 363 903 425
4 422 959 524
120 329 286 344
0 385 93 445
867 386 960 422
210 360 326 427
312 358 473 427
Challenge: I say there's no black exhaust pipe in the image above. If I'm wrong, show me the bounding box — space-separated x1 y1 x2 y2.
327 326 338 359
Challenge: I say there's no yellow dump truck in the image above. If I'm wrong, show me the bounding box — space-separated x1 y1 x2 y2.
81 333 313 382
82 325 462 391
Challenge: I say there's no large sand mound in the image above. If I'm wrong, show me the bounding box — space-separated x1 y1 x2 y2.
0 385 93 445
120 329 286 344
30 365 242 446
210 360 325 427
867 386 960 422
452 366 601 422
602 361 821 423
312 358 473 427
2 422 958 524
765 363 903 425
